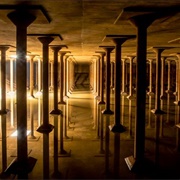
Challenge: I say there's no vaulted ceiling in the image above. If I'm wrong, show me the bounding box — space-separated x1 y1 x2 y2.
0 0 180 63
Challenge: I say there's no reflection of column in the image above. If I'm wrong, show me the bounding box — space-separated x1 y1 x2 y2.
8 9 36 178
121 59 127 95
29 55 35 98
100 46 114 114
127 56 135 99
147 59 154 96
160 57 167 99
175 106 180 152
151 48 167 114
127 100 133 139
0 46 9 114
165 60 172 94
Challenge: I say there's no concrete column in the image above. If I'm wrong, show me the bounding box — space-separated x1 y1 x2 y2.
160 56 167 99
8 9 36 178
37 36 54 130
10 58 14 93
50 46 65 115
121 58 127 95
174 53 180 105
29 55 36 98
94 55 100 100
110 61 114 89
127 56 135 100
165 60 172 94
0 46 9 114
124 14 161 170
64 55 69 99
36 36 54 179
151 47 169 114
105 35 135 133
147 59 154 96
50 60 54 91
100 46 114 114
37 58 42 93
59 51 70 104
173 59 178 96
95 52 106 105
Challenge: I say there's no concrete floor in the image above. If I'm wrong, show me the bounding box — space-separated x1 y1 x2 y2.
0 87 180 179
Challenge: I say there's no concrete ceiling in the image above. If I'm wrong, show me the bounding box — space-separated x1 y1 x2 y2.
0 0 180 63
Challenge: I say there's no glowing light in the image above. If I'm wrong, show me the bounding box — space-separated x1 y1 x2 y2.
10 130 31 137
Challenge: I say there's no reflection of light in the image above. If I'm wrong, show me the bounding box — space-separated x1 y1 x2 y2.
10 55 30 59
10 130 31 137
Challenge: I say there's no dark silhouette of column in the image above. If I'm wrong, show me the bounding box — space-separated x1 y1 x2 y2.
105 35 135 133
0 46 9 114
7 9 36 178
127 56 135 100
95 52 106 105
100 46 114 114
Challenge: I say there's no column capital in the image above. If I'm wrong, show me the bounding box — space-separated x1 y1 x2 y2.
38 36 54 45
59 51 71 56
95 51 106 57
99 46 115 53
50 45 67 52
104 35 136 46
8 10 36 27
0 45 10 52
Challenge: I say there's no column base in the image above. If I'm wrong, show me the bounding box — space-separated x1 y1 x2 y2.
147 91 154 96
0 109 9 115
64 95 69 100
95 96 100 100
174 101 180 106
151 109 166 115
102 109 114 115
124 156 152 173
36 124 54 133
98 101 105 105
4 156 37 176
50 109 62 115
109 124 126 133
165 90 172 94
160 94 167 100
127 95 135 100
173 91 178 96
58 101 66 105
121 92 127 96
58 149 71 157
